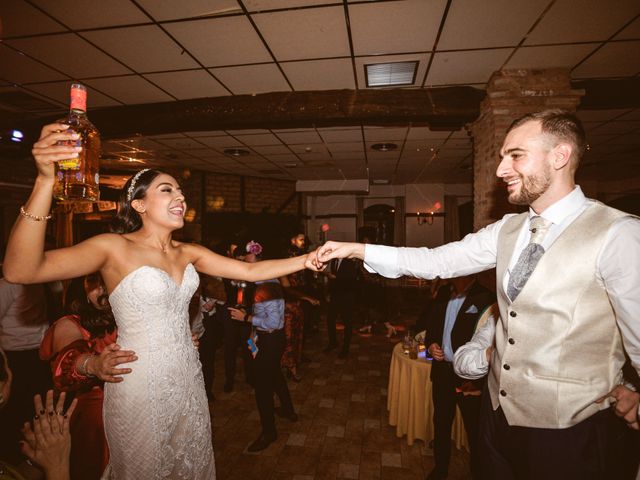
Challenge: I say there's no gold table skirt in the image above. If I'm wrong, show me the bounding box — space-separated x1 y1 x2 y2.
387 342 469 450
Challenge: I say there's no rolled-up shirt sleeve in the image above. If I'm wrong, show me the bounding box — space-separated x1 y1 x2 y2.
453 319 495 380
363 216 510 280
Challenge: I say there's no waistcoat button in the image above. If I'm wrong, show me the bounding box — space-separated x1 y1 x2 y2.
500 389 507 397
510 311 517 317
503 364 510 370
508 338 515 345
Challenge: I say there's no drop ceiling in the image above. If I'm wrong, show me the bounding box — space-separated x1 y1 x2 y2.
0 0 638 184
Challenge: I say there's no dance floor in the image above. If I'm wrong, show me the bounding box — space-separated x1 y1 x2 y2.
210 304 471 480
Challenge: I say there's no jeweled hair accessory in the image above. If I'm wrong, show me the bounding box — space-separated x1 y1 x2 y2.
246 240 263 256
126 168 150 202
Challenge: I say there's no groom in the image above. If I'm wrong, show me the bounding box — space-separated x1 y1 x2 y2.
311 110 640 479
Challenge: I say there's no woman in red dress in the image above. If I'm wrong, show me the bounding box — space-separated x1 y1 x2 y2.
39 273 118 480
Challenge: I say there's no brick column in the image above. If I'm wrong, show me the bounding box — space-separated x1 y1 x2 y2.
469 68 585 229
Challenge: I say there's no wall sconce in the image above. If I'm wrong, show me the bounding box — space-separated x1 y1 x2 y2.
416 211 435 225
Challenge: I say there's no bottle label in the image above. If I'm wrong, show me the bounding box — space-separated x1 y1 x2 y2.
70 85 87 112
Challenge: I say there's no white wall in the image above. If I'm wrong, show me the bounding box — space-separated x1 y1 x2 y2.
304 182 472 248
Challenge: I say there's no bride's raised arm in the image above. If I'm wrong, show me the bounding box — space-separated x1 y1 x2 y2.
3 123 110 284
187 243 322 282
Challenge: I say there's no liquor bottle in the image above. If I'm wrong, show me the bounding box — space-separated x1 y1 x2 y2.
53 83 101 202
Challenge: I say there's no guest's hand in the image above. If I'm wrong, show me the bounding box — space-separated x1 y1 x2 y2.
88 343 137 383
32 123 82 181
428 343 445 361
302 296 320 306
191 333 200 349
597 384 639 430
20 390 77 480
228 307 247 322
316 242 365 264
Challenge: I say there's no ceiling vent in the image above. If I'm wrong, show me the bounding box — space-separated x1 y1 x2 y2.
365 61 418 88
223 148 250 157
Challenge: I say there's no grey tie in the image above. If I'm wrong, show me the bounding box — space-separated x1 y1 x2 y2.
507 216 552 301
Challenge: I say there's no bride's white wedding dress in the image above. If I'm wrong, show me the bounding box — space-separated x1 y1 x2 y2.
101 263 216 479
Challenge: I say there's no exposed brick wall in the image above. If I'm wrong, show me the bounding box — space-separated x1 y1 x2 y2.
203 172 242 213
244 176 297 215
469 68 584 229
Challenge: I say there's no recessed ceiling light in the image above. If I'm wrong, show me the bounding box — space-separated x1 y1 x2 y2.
365 61 418 88
223 148 250 157
371 143 398 152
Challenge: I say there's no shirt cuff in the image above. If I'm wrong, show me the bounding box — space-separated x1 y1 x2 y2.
363 244 402 278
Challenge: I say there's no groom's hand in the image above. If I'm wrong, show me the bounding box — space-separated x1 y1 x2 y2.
316 242 366 264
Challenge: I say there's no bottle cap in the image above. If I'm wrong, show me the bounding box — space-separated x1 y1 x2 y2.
70 83 87 112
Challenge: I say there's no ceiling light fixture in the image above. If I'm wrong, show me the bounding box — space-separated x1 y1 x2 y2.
365 61 418 88
371 143 398 152
223 148 250 157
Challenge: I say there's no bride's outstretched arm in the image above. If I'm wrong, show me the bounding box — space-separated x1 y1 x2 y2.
188 243 322 282
3 123 109 284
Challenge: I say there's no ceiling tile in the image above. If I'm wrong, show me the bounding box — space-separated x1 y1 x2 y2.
349 0 446 55
154 137 207 149
505 44 597 69
251 145 291 155
364 127 408 142
525 0 640 45
82 26 199 72
244 0 330 10
26 81 121 108
135 0 241 21
210 64 290 94
196 136 244 148
275 131 323 144
184 131 228 137
439 0 547 50
281 59 355 90
426 48 512 85
406 127 451 141
164 17 272 67
262 153 300 163
0 1 65 37
614 17 640 40
7 34 132 78
144 70 229 99
84 75 173 104
289 145 329 156
0 45 67 84
572 41 640 78
225 129 270 135
235 133 282 146
32 0 150 29
253 6 350 61
318 128 362 143
355 54 430 89
327 142 365 153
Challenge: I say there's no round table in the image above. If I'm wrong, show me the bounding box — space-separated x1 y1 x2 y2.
387 342 469 449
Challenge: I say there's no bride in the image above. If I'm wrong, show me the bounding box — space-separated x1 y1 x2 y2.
3 123 321 479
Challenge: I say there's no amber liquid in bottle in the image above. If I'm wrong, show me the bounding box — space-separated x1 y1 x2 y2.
53 83 101 202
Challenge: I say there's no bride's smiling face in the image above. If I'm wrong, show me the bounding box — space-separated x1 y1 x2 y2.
134 173 186 229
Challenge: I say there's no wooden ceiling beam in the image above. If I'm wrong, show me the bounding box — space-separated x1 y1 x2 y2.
17 87 486 139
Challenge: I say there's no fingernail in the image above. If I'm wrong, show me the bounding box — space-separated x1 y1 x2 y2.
39 409 45 414
34 414 39 420
48 411 54 416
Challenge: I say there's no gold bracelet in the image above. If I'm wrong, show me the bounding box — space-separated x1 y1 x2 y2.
20 205 52 221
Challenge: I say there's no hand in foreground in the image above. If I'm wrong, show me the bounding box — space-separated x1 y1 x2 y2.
88 343 137 383
21 390 77 480
428 343 445 361
191 333 200 349
596 384 639 430
228 307 247 322
32 123 82 179
316 242 365 265
485 346 494 363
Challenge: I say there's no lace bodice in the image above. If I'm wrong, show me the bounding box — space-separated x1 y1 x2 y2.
101 264 216 479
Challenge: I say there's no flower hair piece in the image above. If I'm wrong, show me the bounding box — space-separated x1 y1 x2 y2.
126 168 150 202
246 240 263 256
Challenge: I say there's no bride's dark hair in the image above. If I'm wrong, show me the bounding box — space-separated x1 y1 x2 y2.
110 169 162 234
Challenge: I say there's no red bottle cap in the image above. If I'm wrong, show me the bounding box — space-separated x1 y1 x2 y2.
70 83 87 112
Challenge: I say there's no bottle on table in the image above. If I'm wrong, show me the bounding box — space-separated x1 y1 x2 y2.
53 83 101 202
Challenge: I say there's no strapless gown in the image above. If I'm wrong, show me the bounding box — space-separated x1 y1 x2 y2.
101 264 216 479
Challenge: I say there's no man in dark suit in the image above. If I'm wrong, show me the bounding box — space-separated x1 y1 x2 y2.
425 275 495 480
324 258 359 358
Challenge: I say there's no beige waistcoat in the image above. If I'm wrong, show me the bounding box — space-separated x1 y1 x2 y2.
490 201 628 428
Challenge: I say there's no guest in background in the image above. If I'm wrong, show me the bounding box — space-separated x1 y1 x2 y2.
279 280 304 382
229 241 297 452
424 275 495 480
221 242 254 393
39 273 123 480
324 257 359 358
0 268 51 464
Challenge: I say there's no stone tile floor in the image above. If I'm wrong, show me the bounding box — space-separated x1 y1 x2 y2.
210 313 471 480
